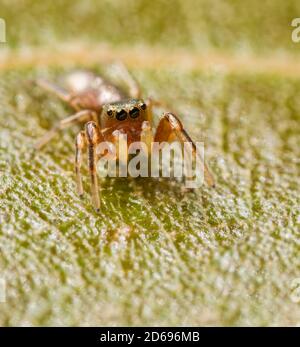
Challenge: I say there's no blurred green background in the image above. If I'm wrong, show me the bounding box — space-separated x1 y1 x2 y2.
0 0 299 326
1 0 300 54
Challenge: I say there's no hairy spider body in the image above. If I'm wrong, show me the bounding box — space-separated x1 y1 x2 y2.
34 65 215 211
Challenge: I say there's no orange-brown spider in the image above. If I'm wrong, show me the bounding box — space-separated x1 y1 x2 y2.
34 64 215 211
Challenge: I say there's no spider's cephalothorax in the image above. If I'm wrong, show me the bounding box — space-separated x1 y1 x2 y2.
102 99 147 125
34 64 215 211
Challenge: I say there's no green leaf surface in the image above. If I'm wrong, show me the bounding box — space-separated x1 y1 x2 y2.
0 0 299 326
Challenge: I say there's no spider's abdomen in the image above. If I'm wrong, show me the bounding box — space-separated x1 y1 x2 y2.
96 84 125 106
70 87 125 113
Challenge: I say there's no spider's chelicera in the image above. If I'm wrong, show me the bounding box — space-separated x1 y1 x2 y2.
33 65 215 212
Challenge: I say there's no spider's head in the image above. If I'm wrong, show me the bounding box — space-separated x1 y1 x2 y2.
102 99 147 123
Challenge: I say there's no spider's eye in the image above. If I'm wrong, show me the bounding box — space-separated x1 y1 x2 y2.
107 109 113 117
140 103 146 110
129 107 140 119
116 109 127 121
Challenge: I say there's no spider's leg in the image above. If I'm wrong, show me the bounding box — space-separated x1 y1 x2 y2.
34 110 97 150
110 62 141 98
75 130 87 197
154 112 215 187
85 121 102 212
35 78 71 103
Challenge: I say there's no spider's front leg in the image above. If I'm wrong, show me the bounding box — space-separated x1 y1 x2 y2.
75 130 87 197
85 121 104 212
154 112 215 187
75 121 104 212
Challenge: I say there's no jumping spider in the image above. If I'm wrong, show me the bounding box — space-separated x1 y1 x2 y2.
34 64 215 211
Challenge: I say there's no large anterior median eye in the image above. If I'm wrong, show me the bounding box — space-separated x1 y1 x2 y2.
129 107 140 119
116 109 127 121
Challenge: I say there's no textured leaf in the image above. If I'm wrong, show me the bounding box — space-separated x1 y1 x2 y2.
0 0 300 326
